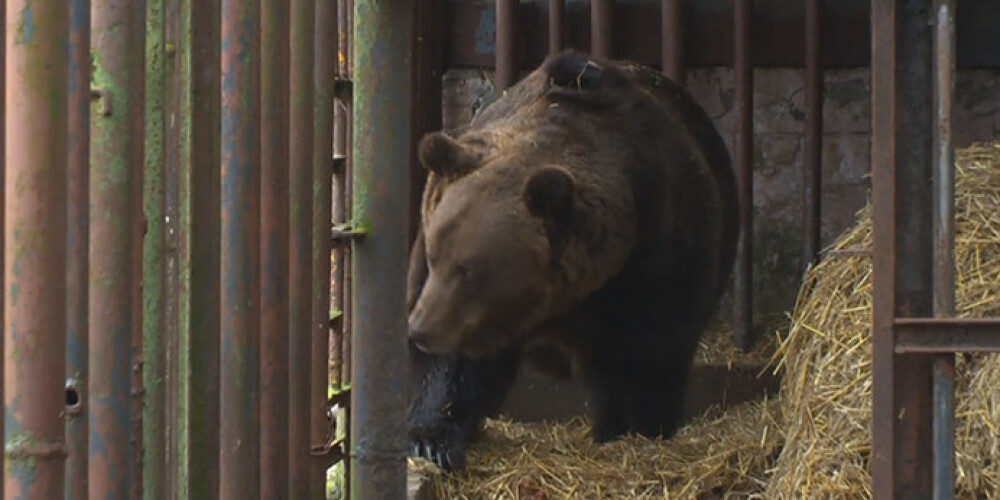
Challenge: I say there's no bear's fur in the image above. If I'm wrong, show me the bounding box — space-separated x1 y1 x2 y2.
406 50 740 471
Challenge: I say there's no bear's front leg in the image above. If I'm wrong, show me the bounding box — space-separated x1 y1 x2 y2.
407 343 521 471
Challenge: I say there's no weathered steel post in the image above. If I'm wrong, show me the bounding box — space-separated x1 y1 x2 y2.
351 0 414 497
4 1 69 498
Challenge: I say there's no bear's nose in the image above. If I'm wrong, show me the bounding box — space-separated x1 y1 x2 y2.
408 327 434 353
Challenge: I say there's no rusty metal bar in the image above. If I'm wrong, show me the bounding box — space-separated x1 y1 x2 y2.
89 0 143 496
312 0 338 496
66 0 91 497
4 1 69 498
732 0 754 351
661 0 684 82
894 319 1000 353
288 0 315 495
495 0 519 91
870 1 898 496
871 0 936 497
219 0 261 496
260 0 290 496
931 0 957 497
351 0 414 496
591 0 614 59
549 0 565 55
174 0 223 496
802 0 823 270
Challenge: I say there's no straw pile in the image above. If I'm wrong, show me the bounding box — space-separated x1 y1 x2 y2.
412 397 782 499
766 142 1000 498
411 142 1000 499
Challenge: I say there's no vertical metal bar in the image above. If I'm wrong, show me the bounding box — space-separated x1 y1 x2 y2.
66 0 91 497
410 0 443 246
732 0 754 351
591 0 615 59
802 0 823 270
260 0 290 498
312 0 337 497
161 0 182 497
289 0 315 496
871 2 898 496
337 3 354 494
175 0 223 495
549 0 565 56
495 0 518 92
89 0 142 496
219 0 261 496
872 0 936 498
143 0 168 496
4 0 69 498
661 0 685 82
931 1 957 498
352 0 414 497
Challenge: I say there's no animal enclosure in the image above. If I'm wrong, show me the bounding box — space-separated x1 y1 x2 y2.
2 1 1000 499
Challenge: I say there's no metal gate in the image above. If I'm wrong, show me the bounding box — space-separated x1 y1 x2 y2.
870 1 1000 498
2 0 371 498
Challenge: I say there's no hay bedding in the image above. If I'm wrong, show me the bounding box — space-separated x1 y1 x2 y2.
413 142 1000 499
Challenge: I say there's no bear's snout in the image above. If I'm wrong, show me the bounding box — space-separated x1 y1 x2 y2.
408 326 436 353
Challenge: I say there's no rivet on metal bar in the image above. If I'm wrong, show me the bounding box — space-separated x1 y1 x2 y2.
331 222 366 243
90 88 112 116
5 440 69 460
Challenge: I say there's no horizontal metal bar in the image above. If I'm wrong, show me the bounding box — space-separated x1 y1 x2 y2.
331 222 366 243
823 247 872 258
895 318 1000 353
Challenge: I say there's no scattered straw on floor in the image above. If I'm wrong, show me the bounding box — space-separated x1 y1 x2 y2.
413 398 782 500
767 142 1000 499
412 142 1000 499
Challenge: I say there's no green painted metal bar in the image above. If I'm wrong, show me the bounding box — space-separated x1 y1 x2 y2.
160 0 183 497
351 0 414 497
143 0 168 497
175 0 222 496
4 1 69 498
260 0 290 496
89 0 144 496
312 0 338 496
288 0 315 496
66 0 91 498
219 0 262 496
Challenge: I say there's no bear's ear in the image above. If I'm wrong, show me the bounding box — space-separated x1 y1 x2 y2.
418 132 483 177
523 166 576 227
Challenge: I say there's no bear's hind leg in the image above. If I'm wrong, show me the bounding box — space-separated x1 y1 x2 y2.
407 343 521 471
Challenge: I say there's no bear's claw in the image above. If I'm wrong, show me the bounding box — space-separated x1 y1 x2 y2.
409 438 467 471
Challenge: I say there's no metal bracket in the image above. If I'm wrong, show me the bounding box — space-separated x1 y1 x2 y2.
311 390 351 468
90 88 112 116
331 222 366 243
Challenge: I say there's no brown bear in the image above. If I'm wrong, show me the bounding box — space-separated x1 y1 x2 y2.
406 50 740 471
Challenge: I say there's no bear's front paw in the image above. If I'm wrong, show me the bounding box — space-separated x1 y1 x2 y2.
409 429 469 472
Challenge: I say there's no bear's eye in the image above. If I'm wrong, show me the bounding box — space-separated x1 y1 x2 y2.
454 263 475 283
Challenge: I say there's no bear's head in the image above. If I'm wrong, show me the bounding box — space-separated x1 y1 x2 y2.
408 132 577 359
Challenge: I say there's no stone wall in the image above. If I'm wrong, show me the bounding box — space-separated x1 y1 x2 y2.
439 66 1000 335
